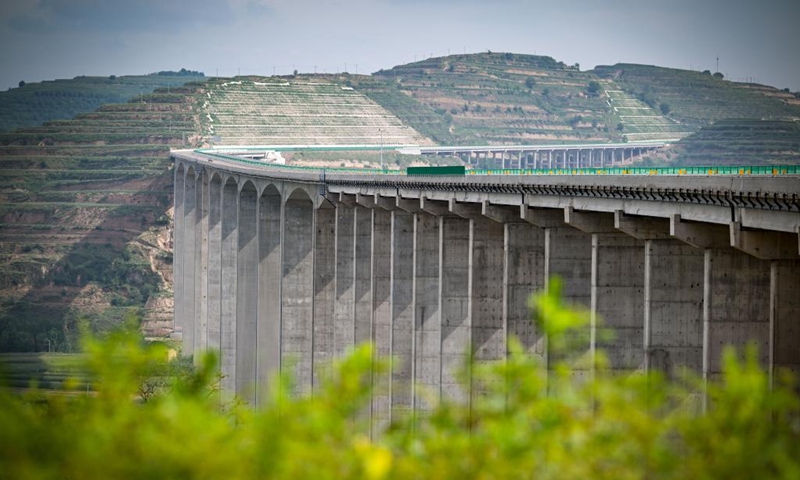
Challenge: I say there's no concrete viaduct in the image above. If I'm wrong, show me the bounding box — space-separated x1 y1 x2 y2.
398 142 665 169
171 149 800 424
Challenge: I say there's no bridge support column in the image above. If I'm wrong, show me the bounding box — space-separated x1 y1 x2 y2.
354 204 373 422
566 208 645 373
772 260 800 379
207 175 222 357
523 206 592 376
220 178 239 393
197 170 209 357
334 201 356 357
391 210 415 418
616 212 705 377
439 213 471 403
312 204 336 390
236 183 258 403
644 240 704 376
173 165 185 342
546 226 592 306
257 187 282 403
183 168 198 356
355 206 374 347
470 215 505 397
371 205 392 435
593 234 645 372
282 191 315 395
703 249 771 382
413 211 441 415
504 221 546 360
728 223 800 384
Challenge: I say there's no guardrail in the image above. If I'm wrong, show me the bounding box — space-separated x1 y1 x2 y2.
191 150 800 177
468 166 800 176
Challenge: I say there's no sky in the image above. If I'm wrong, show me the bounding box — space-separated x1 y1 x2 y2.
1 0 798 91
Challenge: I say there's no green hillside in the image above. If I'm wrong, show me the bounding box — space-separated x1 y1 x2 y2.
0 83 202 352
368 52 617 145
0 70 205 134
592 64 800 128
673 118 800 166
2 54 800 352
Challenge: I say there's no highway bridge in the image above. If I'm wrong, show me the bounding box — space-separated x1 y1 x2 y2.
171 147 800 426
207 141 666 169
397 141 666 169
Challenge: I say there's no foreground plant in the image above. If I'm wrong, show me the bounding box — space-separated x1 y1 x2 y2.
1 283 798 479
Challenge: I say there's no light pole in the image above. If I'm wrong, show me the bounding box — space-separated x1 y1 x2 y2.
379 128 384 169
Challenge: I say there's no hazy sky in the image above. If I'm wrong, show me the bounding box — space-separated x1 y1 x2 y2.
1 0 798 91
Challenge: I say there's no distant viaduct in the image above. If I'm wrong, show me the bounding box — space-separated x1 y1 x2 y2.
172 148 800 426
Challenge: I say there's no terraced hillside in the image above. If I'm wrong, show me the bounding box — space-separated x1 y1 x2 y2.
674 119 800 166
0 85 202 352
3 53 800 354
201 77 431 146
605 90 692 142
593 64 800 128
366 53 617 145
0 72 205 134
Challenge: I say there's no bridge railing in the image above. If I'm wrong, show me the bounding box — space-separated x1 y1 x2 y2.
191 149 800 177
468 165 800 176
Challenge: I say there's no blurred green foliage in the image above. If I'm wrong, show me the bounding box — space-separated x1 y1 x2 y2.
1 284 799 479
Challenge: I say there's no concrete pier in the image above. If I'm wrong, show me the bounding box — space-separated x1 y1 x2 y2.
413 211 441 413
220 178 238 393
282 190 314 394
312 205 336 389
207 174 222 354
371 206 392 434
173 164 185 342
439 214 471 403
644 240 704 376
334 202 356 357
236 181 258 402
257 185 281 402
703 248 771 382
391 210 414 418
172 149 800 420
504 221 546 359
183 167 197 356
